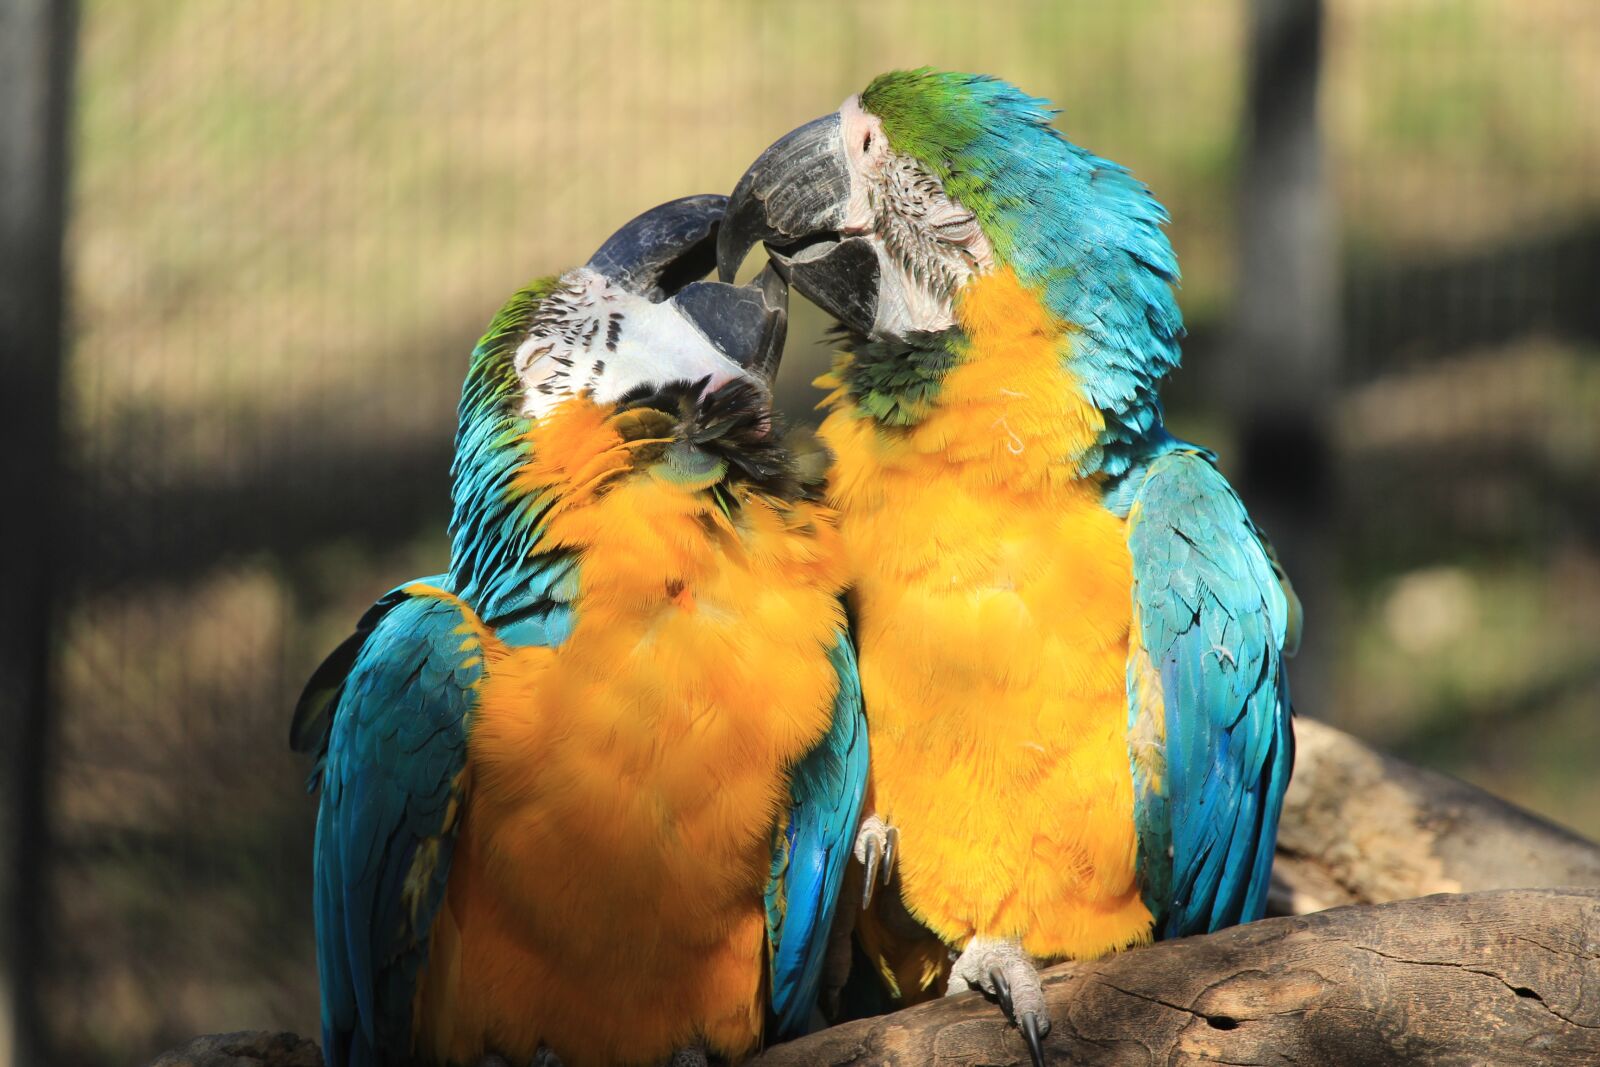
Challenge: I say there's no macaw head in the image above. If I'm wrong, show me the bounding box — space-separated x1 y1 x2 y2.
718 69 1185 454
456 192 821 585
452 195 825 624
514 193 788 422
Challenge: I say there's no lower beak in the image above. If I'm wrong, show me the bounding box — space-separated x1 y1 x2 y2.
765 236 879 338
670 264 789 383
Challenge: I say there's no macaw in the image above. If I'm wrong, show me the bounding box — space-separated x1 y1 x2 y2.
291 195 868 1067
718 70 1298 1065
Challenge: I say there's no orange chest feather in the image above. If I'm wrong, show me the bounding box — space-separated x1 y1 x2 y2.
819 268 1150 959
822 266 1133 719
416 406 849 1066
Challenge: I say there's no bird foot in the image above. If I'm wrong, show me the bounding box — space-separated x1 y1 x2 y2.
946 936 1051 1067
852 813 898 908
663 1046 708 1067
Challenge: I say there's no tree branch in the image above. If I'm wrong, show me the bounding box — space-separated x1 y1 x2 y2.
1270 718 1600 913
752 889 1600 1066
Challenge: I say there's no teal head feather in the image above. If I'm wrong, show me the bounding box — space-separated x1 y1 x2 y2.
720 69 1186 478
861 69 1184 475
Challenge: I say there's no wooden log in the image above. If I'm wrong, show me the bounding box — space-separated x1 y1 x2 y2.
752 889 1600 1066
147 1030 323 1066
1271 718 1600 913
151 891 1600 1066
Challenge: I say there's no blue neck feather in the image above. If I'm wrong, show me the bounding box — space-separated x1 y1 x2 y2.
876 73 1187 478
975 95 1183 477
447 285 577 646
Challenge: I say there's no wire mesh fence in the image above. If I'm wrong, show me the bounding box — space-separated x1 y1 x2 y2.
31 1 1600 1062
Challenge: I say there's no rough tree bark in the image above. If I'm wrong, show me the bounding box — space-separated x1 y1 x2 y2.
1271 718 1600 913
150 722 1600 1066
753 889 1600 1066
148 1031 325 1067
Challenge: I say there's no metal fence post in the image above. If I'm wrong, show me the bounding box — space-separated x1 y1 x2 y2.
0 1 77 1063
1229 0 1338 719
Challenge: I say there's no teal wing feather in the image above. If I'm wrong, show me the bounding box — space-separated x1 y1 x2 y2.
290 577 446 790
1126 447 1295 937
765 629 870 1037
289 275 582 1066
292 582 484 1067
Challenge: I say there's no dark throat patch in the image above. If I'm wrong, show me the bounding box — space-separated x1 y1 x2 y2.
836 327 959 427
612 378 825 504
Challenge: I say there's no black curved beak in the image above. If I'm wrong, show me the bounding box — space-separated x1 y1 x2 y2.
671 264 788 383
586 194 789 383
718 114 880 336
587 193 727 301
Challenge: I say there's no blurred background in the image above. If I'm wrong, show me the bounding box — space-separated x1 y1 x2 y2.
2 0 1598 1063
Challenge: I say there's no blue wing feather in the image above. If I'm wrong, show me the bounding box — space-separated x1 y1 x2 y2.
295 278 585 1065
301 583 483 1067
1126 447 1295 938
765 629 869 1037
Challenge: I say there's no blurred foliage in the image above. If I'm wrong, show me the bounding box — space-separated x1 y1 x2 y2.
50 1 1600 1063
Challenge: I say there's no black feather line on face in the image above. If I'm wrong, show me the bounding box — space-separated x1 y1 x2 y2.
612 378 824 501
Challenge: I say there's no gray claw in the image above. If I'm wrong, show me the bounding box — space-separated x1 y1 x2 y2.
1021 1011 1048 1067
862 845 880 905
989 965 1013 1016
853 814 898 909
947 936 1051 1063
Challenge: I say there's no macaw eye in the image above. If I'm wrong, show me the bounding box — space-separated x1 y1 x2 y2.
862 132 873 153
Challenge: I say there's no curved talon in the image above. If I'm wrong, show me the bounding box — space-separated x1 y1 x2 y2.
947 936 1051 1065
988 965 1013 1016
853 815 898 909
1020 1011 1048 1067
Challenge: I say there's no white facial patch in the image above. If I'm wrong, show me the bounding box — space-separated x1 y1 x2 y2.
837 94 995 337
513 268 754 420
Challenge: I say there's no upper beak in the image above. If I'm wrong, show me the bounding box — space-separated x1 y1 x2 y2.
587 193 727 300
585 194 789 383
718 114 880 336
670 264 789 384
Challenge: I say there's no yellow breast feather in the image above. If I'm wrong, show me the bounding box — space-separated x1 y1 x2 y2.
822 268 1153 966
415 397 849 1067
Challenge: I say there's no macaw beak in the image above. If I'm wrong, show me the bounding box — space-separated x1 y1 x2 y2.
587 194 789 383
669 265 788 383
717 114 880 337
587 193 726 301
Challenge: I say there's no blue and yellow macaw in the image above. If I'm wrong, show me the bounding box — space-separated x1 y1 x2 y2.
719 71 1298 1064
291 196 868 1067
